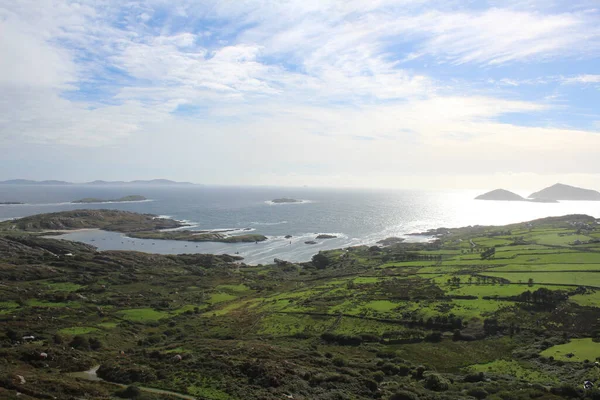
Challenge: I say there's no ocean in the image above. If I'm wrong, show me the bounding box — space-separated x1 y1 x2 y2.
1 184 599 264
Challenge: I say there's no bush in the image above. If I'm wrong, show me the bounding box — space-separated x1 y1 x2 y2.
397 365 411 376
89 337 103 350
464 372 485 382
372 371 385 382
423 373 449 392
312 253 330 269
332 357 346 367
364 379 378 391
389 390 419 400
467 387 489 399
70 335 90 351
115 385 141 399
412 365 426 380
424 332 442 343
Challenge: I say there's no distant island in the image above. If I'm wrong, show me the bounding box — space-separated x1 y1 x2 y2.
475 189 558 203
0 201 24 205
271 198 301 203
71 195 147 204
475 189 525 201
529 183 600 201
0 179 194 185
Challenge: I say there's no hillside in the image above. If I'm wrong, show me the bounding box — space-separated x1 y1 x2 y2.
475 189 525 201
529 183 600 201
0 212 600 399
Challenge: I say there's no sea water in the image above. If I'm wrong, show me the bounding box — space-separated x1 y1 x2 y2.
1 184 599 264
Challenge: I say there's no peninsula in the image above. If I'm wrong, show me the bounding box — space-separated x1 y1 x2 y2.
0 210 265 243
71 195 147 204
529 183 600 201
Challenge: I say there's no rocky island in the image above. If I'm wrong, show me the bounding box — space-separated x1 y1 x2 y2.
475 189 526 201
71 195 147 203
271 198 301 203
0 201 24 205
476 189 557 203
529 183 600 201
316 234 337 239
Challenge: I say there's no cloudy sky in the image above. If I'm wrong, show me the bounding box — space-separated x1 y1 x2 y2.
1 0 600 189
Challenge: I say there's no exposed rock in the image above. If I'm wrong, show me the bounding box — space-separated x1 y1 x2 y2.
304 241 317 245
316 234 336 239
377 237 405 246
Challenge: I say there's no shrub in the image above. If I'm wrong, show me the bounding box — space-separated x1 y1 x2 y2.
372 371 385 382
332 357 346 367
389 390 420 400
412 365 426 380
115 385 141 399
89 337 103 350
423 373 449 392
464 372 485 382
364 379 378 391
70 335 90 351
424 332 442 342
467 387 489 399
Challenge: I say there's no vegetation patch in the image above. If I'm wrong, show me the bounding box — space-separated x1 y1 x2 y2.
465 359 558 383
119 308 170 322
58 326 99 335
540 338 600 362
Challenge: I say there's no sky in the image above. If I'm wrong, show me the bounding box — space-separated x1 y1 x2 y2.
1 0 600 190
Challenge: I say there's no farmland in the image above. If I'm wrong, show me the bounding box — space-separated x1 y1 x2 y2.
1 211 600 399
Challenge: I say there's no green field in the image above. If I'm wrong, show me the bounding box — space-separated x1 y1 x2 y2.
2 211 600 400
119 308 170 322
540 338 600 362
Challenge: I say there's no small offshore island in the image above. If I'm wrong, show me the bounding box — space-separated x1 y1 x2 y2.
475 189 558 203
0 201 24 205
476 183 600 203
71 195 147 204
1 210 600 400
271 198 301 203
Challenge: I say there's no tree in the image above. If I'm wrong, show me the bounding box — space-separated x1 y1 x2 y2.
528 278 534 287
311 253 330 269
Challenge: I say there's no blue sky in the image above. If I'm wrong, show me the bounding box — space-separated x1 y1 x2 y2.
1 0 599 189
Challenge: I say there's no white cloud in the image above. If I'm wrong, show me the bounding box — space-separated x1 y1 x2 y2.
563 74 600 84
396 9 599 65
1 0 599 187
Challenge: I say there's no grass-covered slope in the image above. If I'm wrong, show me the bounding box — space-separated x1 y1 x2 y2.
1 213 600 399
